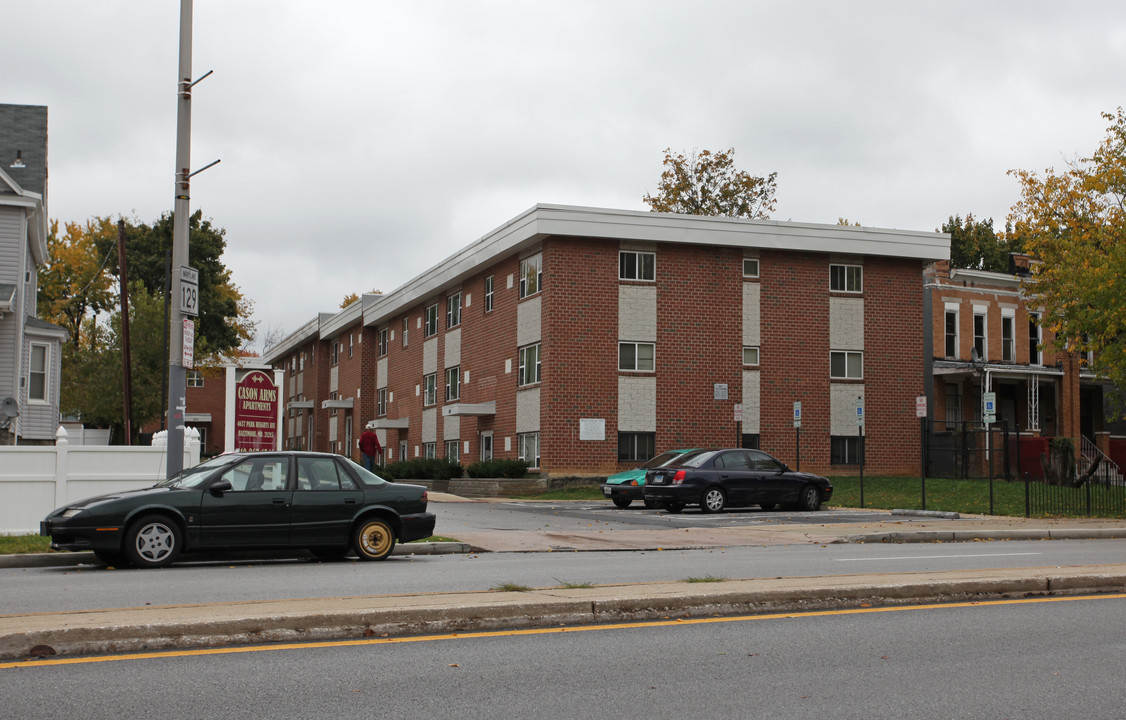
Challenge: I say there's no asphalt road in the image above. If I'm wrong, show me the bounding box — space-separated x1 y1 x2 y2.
4 594 1123 719
4 536 1124 615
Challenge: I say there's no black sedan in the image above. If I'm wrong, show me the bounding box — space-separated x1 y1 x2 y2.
40 451 436 568
642 448 833 514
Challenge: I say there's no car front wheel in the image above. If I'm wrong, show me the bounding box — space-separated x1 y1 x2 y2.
612 497 632 509
799 485 822 511
353 518 396 561
701 487 726 514
124 515 181 569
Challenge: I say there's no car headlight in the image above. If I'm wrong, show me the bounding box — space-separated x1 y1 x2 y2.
61 508 85 519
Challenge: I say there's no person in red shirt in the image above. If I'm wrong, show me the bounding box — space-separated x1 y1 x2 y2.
359 422 382 471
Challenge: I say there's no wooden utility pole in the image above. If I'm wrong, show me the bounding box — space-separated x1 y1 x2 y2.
117 219 133 444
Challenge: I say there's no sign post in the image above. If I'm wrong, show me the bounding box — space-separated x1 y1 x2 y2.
916 395 928 510
793 401 802 471
856 397 865 508
733 403 742 447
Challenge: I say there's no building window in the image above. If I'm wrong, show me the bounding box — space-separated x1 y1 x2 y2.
329 391 339 416
374 388 386 417
186 370 205 388
28 343 48 402
831 436 861 465
446 367 460 401
423 442 437 459
423 373 437 406
518 432 540 467
944 383 962 424
740 434 760 450
617 432 655 462
484 276 494 312
519 253 542 298
619 342 655 372
830 264 863 293
830 350 863 379
402 318 409 348
944 308 959 359
973 311 987 360
378 328 388 356
742 346 760 367
1028 312 1041 365
330 341 340 365
743 258 760 278
447 292 462 328
518 343 541 386
619 251 655 281
445 440 459 462
1002 313 1015 363
424 303 439 337
348 333 354 358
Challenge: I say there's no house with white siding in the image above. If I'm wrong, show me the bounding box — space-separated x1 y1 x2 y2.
0 104 66 444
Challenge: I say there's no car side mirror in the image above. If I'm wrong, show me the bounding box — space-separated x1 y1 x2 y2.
778 464 790 474
209 479 233 496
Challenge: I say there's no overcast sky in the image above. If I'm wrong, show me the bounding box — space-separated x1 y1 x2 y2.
6 1 1126 350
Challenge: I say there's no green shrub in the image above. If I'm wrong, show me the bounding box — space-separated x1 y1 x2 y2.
379 458 463 480
466 458 530 478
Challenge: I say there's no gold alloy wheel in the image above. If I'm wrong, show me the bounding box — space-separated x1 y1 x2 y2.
354 519 395 560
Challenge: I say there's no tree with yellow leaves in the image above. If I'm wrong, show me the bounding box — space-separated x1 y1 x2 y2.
37 218 117 348
1008 108 1126 393
643 148 777 219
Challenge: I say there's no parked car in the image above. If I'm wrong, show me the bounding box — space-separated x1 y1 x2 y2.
642 448 832 514
40 451 436 569
601 449 699 508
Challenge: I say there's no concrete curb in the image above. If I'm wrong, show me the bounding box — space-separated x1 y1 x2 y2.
847 528 1126 544
0 542 472 569
1 565 1122 661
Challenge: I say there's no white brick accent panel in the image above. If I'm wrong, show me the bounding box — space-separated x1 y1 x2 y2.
617 376 656 431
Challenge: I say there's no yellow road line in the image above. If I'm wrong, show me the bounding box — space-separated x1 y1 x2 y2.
4 593 1123 670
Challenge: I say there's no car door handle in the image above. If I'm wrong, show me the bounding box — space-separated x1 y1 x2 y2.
344 498 357 504
272 498 286 505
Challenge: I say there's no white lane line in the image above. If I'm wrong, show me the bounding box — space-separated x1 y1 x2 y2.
834 552 1043 562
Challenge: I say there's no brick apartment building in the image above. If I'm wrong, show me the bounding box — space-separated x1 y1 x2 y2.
924 257 1125 472
263 205 950 477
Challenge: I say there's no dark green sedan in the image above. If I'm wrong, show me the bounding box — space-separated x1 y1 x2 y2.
40 451 436 569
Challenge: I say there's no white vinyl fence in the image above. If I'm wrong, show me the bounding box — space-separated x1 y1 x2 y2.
0 427 201 535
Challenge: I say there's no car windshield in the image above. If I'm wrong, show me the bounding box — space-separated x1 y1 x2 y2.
155 454 241 489
639 450 688 469
343 457 388 487
676 450 720 468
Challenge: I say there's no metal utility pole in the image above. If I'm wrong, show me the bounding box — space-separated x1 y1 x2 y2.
166 0 193 478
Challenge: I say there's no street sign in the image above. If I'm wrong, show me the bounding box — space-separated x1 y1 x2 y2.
793 401 802 428
733 403 742 422
856 398 865 427
179 265 199 317
916 395 927 418
982 392 996 424
182 318 195 369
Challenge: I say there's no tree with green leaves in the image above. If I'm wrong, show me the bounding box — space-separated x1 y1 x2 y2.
1008 108 1126 394
942 214 1016 272
643 147 778 219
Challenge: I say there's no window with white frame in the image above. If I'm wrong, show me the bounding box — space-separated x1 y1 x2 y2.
402 318 409 347
830 350 863 379
830 264 863 293
28 343 48 402
423 442 437 459
446 366 460 401
484 276 494 312
423 373 437 406
1028 313 1041 365
618 432 655 462
518 343 541 386
187 370 205 388
447 293 461 328
619 251 655 281
743 258 760 278
518 432 540 467
329 391 339 416
742 346 760 366
519 253 542 298
619 342 655 372
944 307 959 359
377 388 387 417
424 303 439 337
330 341 340 365
444 440 459 462
973 311 987 360
348 333 354 358
378 328 388 356
1002 312 1015 363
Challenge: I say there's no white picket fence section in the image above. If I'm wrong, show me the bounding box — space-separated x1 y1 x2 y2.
0 427 201 535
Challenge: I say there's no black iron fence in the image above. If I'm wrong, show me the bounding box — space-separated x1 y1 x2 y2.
922 420 1125 517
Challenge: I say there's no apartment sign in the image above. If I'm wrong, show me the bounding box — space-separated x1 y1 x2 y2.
234 370 280 451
